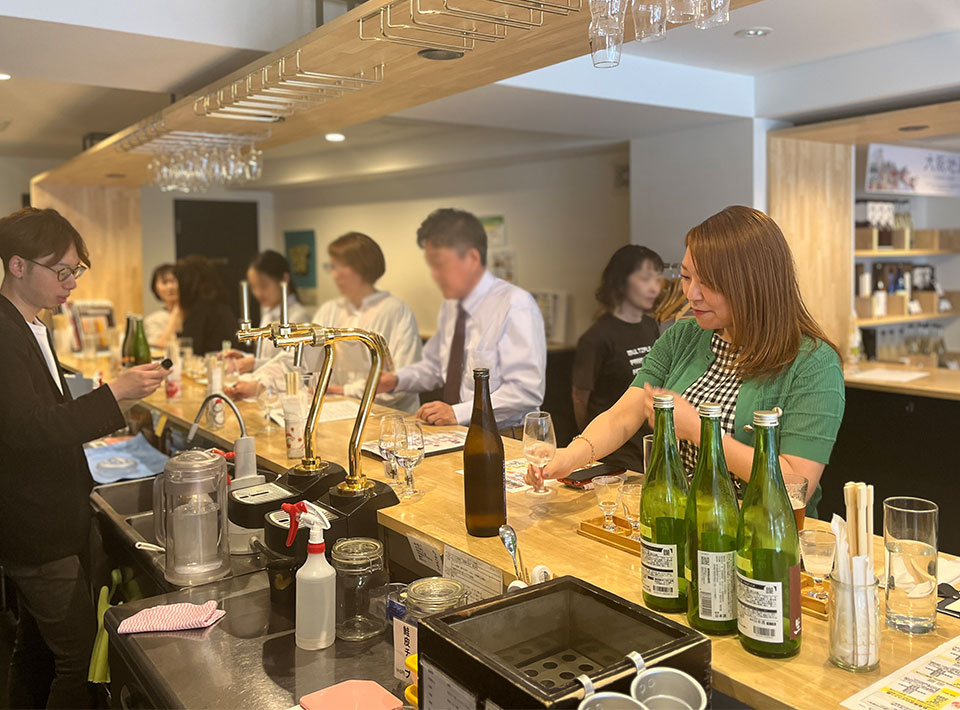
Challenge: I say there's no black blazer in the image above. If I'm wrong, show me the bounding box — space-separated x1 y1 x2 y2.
0 294 125 566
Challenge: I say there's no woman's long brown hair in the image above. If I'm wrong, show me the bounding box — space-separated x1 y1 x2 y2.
686 206 840 379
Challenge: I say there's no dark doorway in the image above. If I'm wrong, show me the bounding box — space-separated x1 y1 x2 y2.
174 199 260 322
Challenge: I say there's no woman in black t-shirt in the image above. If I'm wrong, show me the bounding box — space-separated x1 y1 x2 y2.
174 255 238 355
572 245 663 472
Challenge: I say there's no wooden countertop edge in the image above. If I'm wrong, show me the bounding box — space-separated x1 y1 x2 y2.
844 364 960 400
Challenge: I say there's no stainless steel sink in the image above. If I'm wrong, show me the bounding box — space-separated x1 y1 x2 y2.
125 512 158 546
92 477 155 517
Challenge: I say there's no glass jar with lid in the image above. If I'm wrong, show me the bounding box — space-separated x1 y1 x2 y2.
331 537 389 641
402 577 467 626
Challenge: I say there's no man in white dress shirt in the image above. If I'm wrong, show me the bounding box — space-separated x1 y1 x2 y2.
379 208 547 432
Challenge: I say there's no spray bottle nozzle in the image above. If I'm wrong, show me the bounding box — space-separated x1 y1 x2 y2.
280 500 331 548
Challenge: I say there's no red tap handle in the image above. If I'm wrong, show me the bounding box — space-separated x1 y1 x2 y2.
281 501 308 548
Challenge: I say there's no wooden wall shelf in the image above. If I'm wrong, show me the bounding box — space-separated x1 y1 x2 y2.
855 249 959 258
856 311 958 327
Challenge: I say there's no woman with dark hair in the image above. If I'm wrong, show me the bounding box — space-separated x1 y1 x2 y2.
530 206 845 517
223 250 309 385
174 255 238 355
571 245 663 471
143 263 181 348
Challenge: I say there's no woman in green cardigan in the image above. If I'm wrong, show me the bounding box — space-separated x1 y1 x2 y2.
530 206 845 516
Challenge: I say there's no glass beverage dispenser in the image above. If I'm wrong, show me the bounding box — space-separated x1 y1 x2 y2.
154 450 231 586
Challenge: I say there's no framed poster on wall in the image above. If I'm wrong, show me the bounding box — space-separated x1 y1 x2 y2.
284 230 316 289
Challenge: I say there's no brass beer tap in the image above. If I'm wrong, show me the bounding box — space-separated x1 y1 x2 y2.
237 282 393 496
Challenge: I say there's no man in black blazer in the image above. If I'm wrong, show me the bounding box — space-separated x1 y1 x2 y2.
0 207 168 708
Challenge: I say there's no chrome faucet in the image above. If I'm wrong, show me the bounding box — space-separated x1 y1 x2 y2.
237 300 393 497
187 393 257 481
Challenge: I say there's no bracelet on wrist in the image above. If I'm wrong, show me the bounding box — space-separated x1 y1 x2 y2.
572 434 597 467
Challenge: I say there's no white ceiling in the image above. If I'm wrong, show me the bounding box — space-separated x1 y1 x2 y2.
0 78 170 158
623 0 960 75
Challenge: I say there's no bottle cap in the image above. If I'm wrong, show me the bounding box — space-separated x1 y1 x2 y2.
652 394 674 409
698 402 722 418
753 410 780 427
473 368 490 379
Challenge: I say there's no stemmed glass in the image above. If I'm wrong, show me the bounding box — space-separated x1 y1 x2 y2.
394 420 425 500
799 529 836 601
256 383 280 432
593 476 623 532
523 411 556 498
620 484 643 540
378 414 404 489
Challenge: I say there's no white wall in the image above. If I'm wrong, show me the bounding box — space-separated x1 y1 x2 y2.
273 149 630 345
140 186 277 315
629 119 756 263
0 155 60 216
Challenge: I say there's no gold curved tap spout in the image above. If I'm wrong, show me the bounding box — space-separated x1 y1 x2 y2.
234 321 392 495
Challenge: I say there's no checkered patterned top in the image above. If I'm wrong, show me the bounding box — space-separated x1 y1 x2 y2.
679 333 743 493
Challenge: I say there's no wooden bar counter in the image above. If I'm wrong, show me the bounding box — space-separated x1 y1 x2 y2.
65 355 959 710
845 362 960 401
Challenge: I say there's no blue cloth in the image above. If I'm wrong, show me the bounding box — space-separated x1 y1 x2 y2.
85 434 168 483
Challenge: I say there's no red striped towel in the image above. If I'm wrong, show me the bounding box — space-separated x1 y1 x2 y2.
117 601 225 634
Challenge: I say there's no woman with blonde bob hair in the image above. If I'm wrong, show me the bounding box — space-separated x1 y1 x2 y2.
529 205 845 516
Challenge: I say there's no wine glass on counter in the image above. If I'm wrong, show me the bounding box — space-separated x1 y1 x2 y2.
378 414 404 489
782 472 809 530
799 529 836 601
522 411 556 497
593 475 623 532
256 383 280 432
394 419 425 500
620 484 643 540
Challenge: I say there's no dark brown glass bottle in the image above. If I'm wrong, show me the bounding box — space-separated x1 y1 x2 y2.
463 369 506 537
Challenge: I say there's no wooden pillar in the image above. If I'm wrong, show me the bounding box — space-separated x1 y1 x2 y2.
29 180 143 319
767 136 854 355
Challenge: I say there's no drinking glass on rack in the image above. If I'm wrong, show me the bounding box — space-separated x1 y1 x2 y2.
378 414 404 489
394 420 425 500
256 383 280 432
799 529 836 601
620 484 643 540
589 0 629 68
694 0 729 28
884 496 938 634
632 0 666 42
523 411 557 497
666 0 696 23
593 475 623 532
782 472 809 530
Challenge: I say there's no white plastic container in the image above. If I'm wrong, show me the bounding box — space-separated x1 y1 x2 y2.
283 501 336 650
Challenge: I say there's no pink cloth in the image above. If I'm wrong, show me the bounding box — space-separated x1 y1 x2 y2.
117 600 225 634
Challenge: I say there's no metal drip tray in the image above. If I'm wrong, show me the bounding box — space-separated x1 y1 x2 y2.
417 576 711 709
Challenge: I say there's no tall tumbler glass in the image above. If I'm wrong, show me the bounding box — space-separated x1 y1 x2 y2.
632 0 666 42
883 497 938 634
694 0 729 28
589 0 629 68
666 0 696 24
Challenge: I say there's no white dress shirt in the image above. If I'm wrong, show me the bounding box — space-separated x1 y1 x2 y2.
396 270 547 428
255 291 422 413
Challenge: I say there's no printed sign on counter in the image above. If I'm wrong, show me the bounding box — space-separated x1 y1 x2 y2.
407 534 443 574
442 546 504 605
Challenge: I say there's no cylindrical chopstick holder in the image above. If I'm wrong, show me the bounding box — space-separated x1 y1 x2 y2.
828 574 880 672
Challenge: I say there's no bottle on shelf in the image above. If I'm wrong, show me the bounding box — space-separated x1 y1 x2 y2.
463 368 506 537
640 394 689 613
736 410 802 658
685 402 739 634
132 316 151 366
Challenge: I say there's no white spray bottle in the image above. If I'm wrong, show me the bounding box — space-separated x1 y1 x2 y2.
281 500 336 650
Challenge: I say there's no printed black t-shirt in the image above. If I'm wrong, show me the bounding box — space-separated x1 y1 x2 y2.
572 313 661 471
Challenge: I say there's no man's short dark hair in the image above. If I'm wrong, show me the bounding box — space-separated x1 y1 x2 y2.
416 208 487 266
0 207 90 271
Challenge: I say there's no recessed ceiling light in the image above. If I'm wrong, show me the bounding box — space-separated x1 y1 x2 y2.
0 72 12 81
417 48 464 60
324 132 346 142
734 27 772 38
898 124 929 133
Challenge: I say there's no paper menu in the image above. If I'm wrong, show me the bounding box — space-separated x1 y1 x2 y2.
454 459 534 492
361 430 467 459
841 635 960 709
442 546 504 605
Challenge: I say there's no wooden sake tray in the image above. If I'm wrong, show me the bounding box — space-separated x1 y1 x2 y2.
580 516 831 620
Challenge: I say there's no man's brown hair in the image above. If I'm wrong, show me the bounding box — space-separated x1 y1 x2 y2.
0 207 90 271
328 232 386 284
416 208 487 266
686 205 840 379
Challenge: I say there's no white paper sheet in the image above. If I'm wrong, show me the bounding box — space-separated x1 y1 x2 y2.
442 546 503 605
269 399 360 426
841 634 960 709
